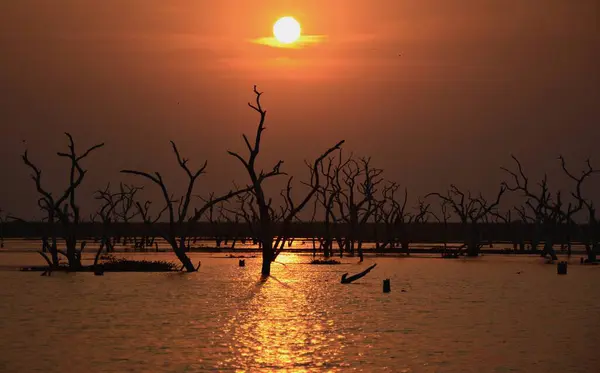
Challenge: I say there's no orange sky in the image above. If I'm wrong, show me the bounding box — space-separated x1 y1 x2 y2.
0 1 598 217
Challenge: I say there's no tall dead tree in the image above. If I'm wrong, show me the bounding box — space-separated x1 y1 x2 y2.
313 156 342 258
558 155 599 261
228 85 344 276
122 141 254 272
22 133 104 269
427 184 505 256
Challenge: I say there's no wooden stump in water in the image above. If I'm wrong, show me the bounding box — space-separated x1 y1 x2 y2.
94 265 105 276
557 261 568 275
383 279 391 293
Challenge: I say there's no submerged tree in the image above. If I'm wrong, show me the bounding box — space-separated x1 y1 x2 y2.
558 155 599 262
333 155 384 260
228 85 344 276
22 133 104 269
312 156 342 258
122 141 257 272
426 184 505 256
92 183 142 264
501 155 576 260
379 184 430 254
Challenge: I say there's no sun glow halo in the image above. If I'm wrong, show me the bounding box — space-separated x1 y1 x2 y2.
273 17 301 44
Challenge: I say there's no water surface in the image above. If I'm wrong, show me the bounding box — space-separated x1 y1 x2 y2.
0 252 598 372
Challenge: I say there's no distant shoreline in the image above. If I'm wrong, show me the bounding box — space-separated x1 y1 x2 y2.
0 246 588 256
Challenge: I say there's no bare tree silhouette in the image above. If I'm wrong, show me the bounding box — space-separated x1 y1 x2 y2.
228 85 344 276
122 141 254 272
93 183 142 265
312 156 340 258
429 199 452 252
427 184 505 256
502 155 574 260
333 154 383 260
558 155 599 261
378 184 429 254
22 133 104 269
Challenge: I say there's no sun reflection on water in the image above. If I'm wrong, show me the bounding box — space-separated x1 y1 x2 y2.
219 271 347 372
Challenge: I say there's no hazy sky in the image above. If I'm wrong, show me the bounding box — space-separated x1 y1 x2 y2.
1 1 598 218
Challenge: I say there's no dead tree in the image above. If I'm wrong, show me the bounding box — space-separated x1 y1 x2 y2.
223 192 260 246
93 183 142 264
112 183 143 247
379 184 429 254
410 199 432 250
426 184 505 256
22 133 104 269
228 85 344 276
490 210 520 251
199 193 224 248
333 154 384 260
558 155 599 261
122 141 252 272
216 200 242 249
93 184 118 261
429 199 452 251
270 152 345 262
502 155 566 260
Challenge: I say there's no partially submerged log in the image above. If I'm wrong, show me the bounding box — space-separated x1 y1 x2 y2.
341 263 377 284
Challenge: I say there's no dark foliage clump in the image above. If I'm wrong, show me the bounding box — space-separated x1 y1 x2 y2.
310 259 341 265
101 255 178 272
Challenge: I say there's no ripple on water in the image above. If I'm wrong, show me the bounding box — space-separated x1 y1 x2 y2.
0 252 599 372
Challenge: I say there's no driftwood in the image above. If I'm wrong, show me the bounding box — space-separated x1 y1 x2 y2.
341 263 377 284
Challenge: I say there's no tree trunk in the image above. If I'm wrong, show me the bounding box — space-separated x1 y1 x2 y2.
466 242 480 257
65 237 81 269
358 241 364 262
586 242 598 262
261 238 273 277
466 224 480 257
542 240 558 261
173 244 196 272
401 240 410 255
50 247 59 267
163 237 195 272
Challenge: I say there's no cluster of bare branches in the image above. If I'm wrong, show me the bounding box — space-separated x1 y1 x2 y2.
426 185 506 256
91 183 143 265
501 155 599 260
15 88 600 276
120 141 258 272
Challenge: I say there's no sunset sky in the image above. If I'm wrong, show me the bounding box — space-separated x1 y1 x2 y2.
0 1 598 217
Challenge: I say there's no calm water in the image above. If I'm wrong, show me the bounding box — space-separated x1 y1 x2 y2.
0 252 598 372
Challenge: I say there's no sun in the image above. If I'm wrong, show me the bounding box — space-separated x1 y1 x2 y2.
273 16 301 44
